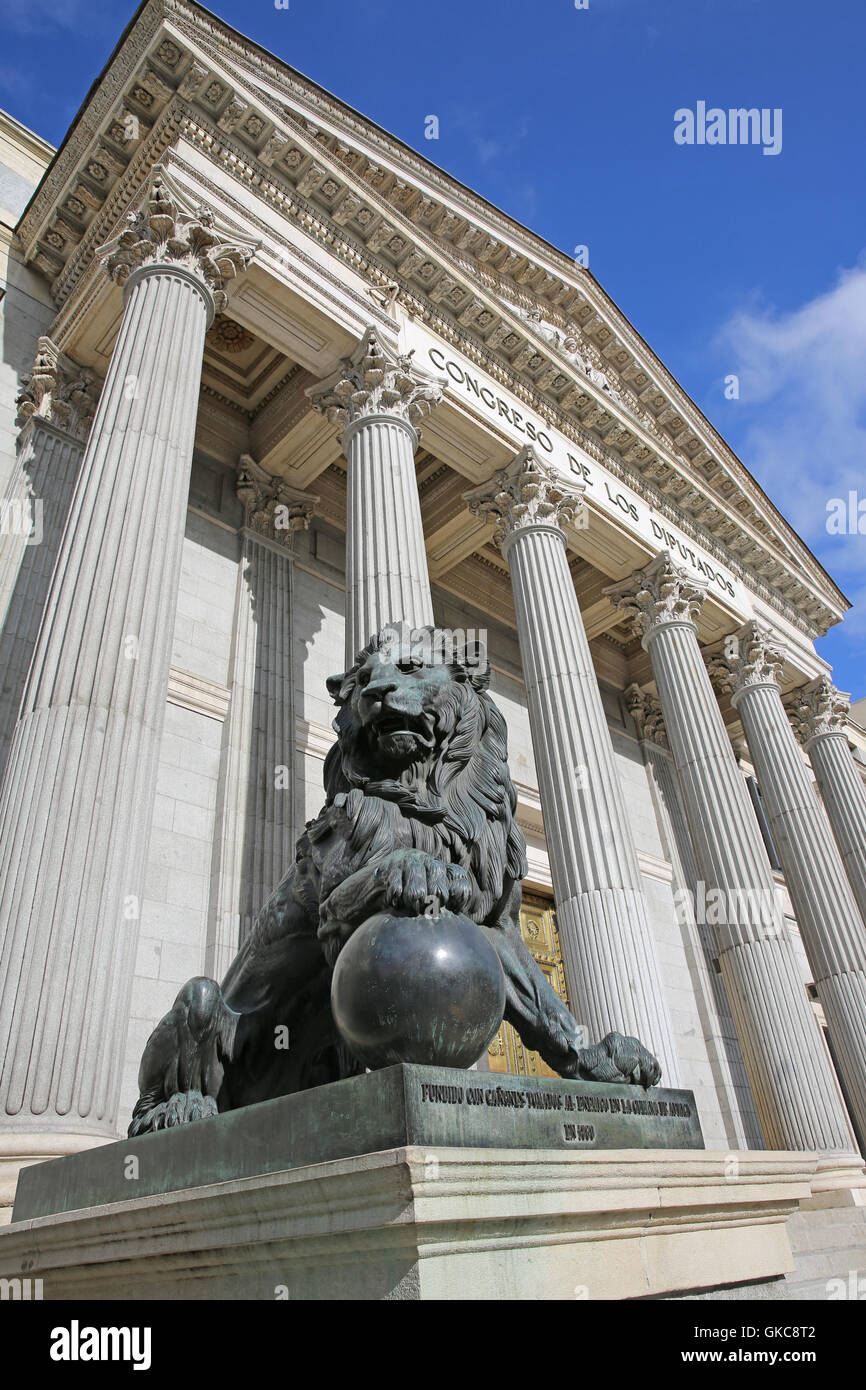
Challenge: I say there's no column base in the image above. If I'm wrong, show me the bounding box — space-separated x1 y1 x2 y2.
800 1151 866 1209
0 1134 113 1227
0 1145 819 1300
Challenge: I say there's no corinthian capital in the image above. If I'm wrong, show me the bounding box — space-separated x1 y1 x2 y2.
16 336 102 443
706 621 785 704
98 170 258 312
308 326 444 435
237 455 318 548
463 446 587 554
624 684 668 748
604 550 707 645
786 675 851 746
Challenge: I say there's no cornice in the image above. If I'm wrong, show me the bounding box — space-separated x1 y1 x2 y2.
0 110 54 167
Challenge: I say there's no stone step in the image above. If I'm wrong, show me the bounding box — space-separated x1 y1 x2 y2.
783 1205 866 1295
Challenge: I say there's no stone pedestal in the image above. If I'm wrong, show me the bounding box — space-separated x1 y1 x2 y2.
465 449 682 1085
607 553 856 1153
11 1065 703 1224
309 327 443 664
0 1135 113 1228
787 677 866 928
0 1143 820 1301
0 174 255 1146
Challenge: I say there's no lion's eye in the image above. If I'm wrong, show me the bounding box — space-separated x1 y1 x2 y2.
397 658 423 673
358 670 371 686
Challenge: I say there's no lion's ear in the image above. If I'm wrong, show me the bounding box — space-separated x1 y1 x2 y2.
326 670 354 704
468 666 490 692
457 639 490 691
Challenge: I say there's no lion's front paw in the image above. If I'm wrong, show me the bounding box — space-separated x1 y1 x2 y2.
374 849 470 916
576 1032 661 1088
145 1090 218 1132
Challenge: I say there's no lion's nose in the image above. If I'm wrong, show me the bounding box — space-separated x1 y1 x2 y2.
362 677 397 700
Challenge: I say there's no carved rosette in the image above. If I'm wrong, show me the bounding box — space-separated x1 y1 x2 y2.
308 326 444 435
624 684 669 748
98 171 257 313
604 551 707 645
706 621 785 706
786 675 851 746
463 446 586 554
519 307 622 404
15 337 102 443
236 455 317 548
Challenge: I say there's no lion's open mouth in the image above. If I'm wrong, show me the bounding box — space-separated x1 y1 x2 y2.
373 711 434 747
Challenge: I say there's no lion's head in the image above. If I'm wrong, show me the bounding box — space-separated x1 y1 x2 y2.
321 625 527 921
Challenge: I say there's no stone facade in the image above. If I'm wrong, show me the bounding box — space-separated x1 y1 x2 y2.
1 0 865 1269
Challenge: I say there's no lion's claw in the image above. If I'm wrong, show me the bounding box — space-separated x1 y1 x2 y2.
133 1090 218 1135
374 849 469 916
574 1031 662 1088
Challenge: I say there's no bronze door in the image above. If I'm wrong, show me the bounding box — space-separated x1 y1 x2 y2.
486 891 570 1078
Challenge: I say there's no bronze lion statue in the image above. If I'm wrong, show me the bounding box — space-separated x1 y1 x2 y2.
130 626 660 1135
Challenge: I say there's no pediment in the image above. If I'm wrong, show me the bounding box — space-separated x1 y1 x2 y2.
16 0 847 640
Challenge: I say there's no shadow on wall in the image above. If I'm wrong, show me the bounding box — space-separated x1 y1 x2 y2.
0 240 58 781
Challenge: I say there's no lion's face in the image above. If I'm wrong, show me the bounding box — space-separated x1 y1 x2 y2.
326 627 489 781
322 626 527 912
345 647 454 770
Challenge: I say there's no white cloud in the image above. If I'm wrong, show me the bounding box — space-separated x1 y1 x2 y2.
716 262 866 664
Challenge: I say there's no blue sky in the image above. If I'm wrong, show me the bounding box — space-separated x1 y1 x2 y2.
2 0 864 697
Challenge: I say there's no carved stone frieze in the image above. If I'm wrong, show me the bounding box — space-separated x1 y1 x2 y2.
517 307 623 404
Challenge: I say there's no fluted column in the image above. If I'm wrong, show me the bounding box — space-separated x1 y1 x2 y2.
711 622 866 1144
0 341 102 780
787 677 866 928
625 686 762 1148
607 553 855 1152
207 458 317 979
309 327 443 664
465 448 681 1084
0 172 256 1146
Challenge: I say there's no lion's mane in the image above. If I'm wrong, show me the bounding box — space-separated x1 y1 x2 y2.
316 630 528 923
